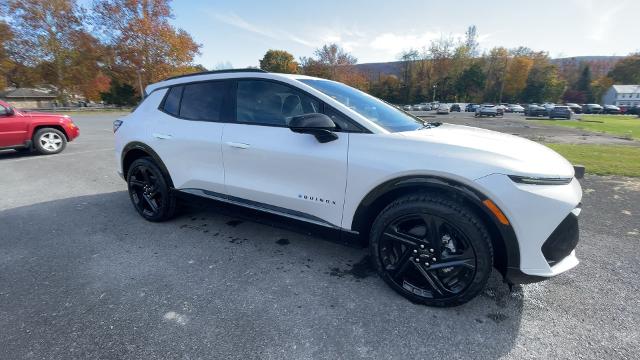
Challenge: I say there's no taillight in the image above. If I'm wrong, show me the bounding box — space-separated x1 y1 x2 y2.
113 119 123 133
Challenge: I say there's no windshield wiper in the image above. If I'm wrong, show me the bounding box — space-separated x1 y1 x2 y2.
419 121 442 129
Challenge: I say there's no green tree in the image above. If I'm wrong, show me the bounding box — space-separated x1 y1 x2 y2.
259 49 297 73
455 62 485 102
100 78 137 105
575 65 594 103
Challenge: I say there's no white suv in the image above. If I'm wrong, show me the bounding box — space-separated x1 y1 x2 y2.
114 69 582 307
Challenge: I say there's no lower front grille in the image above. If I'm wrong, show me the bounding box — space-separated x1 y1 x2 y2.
542 212 580 264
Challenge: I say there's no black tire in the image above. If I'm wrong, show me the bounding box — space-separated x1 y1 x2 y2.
369 193 493 307
33 128 67 155
127 157 176 222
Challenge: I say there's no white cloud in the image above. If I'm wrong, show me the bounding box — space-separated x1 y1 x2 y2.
572 0 627 41
211 11 314 47
370 32 440 55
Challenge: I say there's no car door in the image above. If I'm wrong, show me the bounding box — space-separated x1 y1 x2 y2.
221 79 349 228
150 80 231 193
0 104 28 148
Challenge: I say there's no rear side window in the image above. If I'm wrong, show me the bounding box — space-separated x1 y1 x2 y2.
162 86 183 116
179 81 227 121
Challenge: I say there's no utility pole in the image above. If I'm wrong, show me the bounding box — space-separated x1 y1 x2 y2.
136 69 145 99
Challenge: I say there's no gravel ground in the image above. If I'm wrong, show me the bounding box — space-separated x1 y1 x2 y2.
1 113 639 359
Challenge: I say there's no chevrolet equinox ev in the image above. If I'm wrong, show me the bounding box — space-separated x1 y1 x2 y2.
114 69 582 307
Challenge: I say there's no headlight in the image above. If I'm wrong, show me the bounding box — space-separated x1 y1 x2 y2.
508 175 572 185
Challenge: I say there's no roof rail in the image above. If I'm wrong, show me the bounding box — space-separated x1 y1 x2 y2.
163 68 267 81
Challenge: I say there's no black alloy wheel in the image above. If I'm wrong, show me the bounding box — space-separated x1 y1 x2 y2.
127 157 176 222
370 193 493 307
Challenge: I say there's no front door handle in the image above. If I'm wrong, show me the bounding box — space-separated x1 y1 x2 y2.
226 142 250 149
152 133 172 140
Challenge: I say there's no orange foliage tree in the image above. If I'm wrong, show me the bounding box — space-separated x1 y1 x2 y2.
93 0 201 94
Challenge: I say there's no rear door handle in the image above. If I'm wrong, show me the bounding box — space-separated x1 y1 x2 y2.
152 133 172 140
226 142 250 149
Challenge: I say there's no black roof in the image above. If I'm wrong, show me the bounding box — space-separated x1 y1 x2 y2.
163 68 267 82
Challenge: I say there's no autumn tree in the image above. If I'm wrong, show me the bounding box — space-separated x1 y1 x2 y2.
522 56 565 103
259 50 297 73
300 43 357 80
5 0 101 100
502 55 533 102
608 54 640 84
92 0 201 96
574 65 594 103
0 20 13 89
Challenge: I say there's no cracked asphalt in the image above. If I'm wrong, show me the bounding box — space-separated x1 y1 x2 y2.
1 113 638 359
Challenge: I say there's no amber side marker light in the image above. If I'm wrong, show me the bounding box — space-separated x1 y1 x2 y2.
482 199 510 225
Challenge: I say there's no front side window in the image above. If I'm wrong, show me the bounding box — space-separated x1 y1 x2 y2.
236 80 320 126
179 81 227 121
299 79 423 132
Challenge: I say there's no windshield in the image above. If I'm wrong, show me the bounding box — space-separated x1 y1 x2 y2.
299 79 424 132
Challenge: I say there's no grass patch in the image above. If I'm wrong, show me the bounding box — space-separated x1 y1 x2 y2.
546 144 640 177
538 115 640 140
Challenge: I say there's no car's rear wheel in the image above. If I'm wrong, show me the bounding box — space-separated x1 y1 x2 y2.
33 128 67 155
369 193 493 307
127 157 176 222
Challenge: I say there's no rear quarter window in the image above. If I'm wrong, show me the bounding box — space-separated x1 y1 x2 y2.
162 86 183 116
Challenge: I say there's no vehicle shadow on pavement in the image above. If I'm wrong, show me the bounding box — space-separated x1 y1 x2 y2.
0 191 524 359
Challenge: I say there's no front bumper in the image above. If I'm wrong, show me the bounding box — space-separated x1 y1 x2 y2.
474 174 582 283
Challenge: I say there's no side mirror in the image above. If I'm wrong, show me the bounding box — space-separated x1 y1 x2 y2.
289 113 338 143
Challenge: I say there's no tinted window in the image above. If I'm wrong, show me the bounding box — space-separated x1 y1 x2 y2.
179 81 227 121
162 86 183 116
236 80 320 126
324 106 360 132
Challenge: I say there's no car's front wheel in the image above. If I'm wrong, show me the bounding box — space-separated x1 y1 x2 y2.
33 128 67 155
369 193 493 307
127 157 176 222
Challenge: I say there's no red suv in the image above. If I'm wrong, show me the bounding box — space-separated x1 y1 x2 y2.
0 100 79 155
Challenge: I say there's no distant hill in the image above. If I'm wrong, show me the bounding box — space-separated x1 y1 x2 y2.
354 56 624 80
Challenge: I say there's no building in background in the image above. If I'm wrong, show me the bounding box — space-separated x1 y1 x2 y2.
602 85 640 106
0 88 58 109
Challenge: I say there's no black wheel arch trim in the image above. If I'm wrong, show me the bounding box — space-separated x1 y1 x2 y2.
351 175 520 276
121 141 174 188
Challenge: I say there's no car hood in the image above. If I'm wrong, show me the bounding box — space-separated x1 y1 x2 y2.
24 111 69 119
397 123 575 178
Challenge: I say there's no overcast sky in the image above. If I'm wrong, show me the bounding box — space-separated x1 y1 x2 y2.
169 0 638 68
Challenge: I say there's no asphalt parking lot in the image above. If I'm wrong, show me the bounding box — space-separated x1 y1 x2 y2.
1 112 639 359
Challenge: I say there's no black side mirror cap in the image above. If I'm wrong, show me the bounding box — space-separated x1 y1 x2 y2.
289 113 338 143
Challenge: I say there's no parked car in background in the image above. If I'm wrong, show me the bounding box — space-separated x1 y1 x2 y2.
624 105 640 115
450 103 461 112
475 104 498 117
525 105 548 117
402 105 412 111
0 100 79 155
548 106 572 119
582 104 603 114
436 104 450 114
602 105 621 114
495 105 506 116
465 103 476 112
565 103 582 114
507 104 525 113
